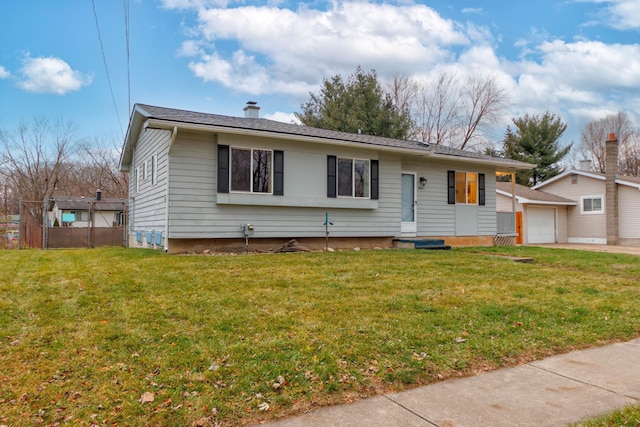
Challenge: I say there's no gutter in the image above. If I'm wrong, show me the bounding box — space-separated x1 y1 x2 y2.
164 126 178 253
143 119 533 170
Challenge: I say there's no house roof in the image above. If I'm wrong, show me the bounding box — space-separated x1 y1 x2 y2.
496 181 577 205
51 197 127 211
533 169 640 190
120 103 534 172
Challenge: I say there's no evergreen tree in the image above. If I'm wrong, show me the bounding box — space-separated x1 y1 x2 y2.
502 112 571 186
295 66 413 139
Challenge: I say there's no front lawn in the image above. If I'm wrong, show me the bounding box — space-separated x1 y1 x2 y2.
1 246 639 426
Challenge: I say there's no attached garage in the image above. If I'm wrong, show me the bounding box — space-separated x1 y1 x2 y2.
527 207 556 244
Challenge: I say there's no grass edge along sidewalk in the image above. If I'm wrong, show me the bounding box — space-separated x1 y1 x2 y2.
1 246 639 426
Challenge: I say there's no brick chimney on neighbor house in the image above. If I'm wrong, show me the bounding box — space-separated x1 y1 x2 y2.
243 101 260 118
605 133 619 245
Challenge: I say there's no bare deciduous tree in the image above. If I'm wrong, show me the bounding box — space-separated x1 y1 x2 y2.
0 117 76 223
619 129 640 176
417 71 459 146
73 139 129 198
458 74 509 150
391 71 509 149
579 112 633 173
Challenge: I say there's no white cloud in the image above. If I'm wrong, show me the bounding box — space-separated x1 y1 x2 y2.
0 66 10 79
461 7 484 15
583 0 640 30
162 0 640 144
179 2 471 95
18 56 93 95
264 111 300 124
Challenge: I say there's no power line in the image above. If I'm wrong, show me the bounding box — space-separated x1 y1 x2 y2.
124 0 131 116
91 0 125 139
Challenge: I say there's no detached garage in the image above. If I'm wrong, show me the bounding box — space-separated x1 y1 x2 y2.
496 182 576 245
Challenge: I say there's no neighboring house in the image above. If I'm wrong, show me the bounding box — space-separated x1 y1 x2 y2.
49 193 127 228
496 182 576 244
119 103 532 253
510 134 640 246
0 214 20 241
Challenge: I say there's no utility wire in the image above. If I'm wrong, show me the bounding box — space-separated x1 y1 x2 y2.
124 0 131 116
91 0 125 139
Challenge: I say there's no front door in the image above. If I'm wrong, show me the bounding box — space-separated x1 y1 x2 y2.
515 211 523 244
401 173 417 234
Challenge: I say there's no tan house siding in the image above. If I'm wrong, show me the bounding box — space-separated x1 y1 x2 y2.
541 175 606 243
619 186 640 240
496 192 522 212
556 206 569 243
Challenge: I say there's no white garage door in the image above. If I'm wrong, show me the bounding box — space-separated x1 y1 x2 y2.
527 208 556 244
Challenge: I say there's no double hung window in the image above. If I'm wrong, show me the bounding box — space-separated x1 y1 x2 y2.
581 196 603 214
327 156 378 199
231 148 272 193
448 171 485 205
217 145 284 195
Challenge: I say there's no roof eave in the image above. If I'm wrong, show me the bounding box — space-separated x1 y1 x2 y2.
119 105 151 172
533 169 605 189
615 179 640 190
427 152 534 170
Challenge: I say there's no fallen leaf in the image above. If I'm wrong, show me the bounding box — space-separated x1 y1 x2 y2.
139 392 154 405
258 402 270 411
454 337 467 344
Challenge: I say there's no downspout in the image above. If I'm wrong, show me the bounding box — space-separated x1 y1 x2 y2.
164 126 178 252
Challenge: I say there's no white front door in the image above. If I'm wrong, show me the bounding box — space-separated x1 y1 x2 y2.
401 172 417 234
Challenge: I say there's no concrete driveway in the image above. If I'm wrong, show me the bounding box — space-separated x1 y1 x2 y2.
528 243 640 256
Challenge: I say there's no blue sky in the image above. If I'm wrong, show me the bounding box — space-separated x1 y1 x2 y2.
1 0 639 150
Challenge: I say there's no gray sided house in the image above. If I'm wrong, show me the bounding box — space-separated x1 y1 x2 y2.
119 103 531 253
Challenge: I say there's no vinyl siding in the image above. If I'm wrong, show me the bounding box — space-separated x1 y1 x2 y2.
131 128 505 241
129 128 171 233
540 175 606 240
402 159 497 236
496 192 522 213
168 131 401 239
619 186 640 239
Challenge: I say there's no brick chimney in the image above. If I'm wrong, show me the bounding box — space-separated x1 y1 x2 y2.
243 101 260 118
605 133 618 245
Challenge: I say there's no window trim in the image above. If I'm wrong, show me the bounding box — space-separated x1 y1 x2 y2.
151 153 158 186
230 146 273 194
334 156 372 199
217 144 284 196
135 166 142 194
328 155 378 200
580 195 604 215
448 170 485 206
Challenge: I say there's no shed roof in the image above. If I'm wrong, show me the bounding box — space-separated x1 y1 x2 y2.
120 104 534 171
51 197 127 211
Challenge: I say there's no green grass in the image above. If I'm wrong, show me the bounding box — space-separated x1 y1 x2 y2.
573 405 640 426
1 246 639 426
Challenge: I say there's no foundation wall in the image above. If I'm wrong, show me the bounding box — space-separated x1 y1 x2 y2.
161 235 495 254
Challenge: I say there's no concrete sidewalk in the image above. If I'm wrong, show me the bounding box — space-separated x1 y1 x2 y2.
255 339 640 427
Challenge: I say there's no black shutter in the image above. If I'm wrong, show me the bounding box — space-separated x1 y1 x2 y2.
447 170 456 204
327 155 337 198
273 150 284 195
217 145 230 193
478 173 486 206
370 159 379 200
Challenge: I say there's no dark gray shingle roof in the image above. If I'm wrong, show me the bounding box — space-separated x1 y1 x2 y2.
126 103 532 169
496 182 577 204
